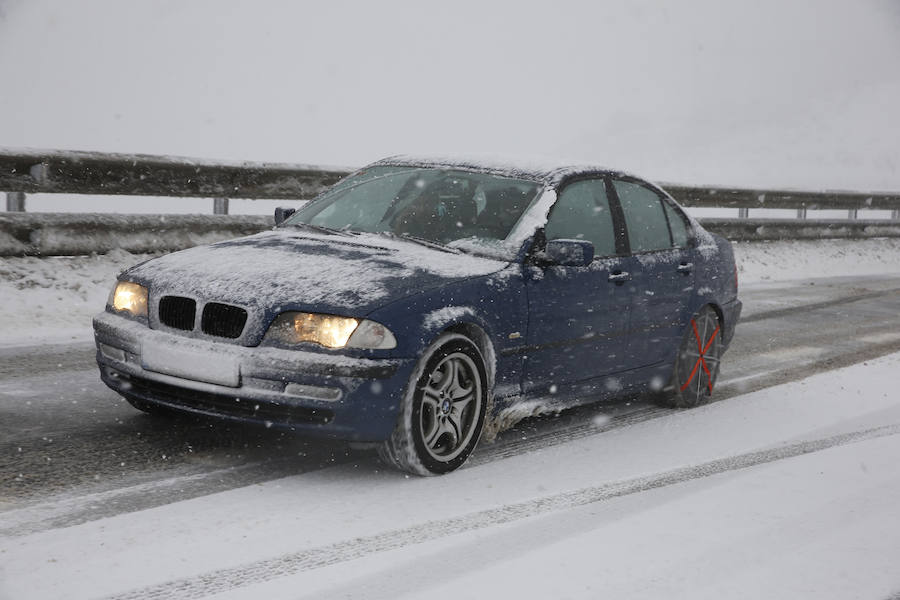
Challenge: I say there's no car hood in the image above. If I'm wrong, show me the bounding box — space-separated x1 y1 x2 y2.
124 229 508 316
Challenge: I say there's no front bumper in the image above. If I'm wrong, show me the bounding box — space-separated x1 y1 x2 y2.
93 311 416 441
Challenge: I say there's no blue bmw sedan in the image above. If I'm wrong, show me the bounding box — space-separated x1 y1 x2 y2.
94 156 742 475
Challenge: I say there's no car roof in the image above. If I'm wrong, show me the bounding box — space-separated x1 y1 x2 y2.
368 154 635 187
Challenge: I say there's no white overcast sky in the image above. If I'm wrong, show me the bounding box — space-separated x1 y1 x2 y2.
1 0 899 196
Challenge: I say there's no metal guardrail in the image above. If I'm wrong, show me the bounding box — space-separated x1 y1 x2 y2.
0 213 272 256
698 218 900 242
3 213 899 257
662 185 900 211
3 147 900 220
0 148 349 213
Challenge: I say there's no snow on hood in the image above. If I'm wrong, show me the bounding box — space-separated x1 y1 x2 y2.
122 229 507 316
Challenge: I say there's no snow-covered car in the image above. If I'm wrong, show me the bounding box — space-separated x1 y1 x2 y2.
94 156 742 475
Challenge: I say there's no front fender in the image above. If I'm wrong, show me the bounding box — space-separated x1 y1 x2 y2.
367 264 528 398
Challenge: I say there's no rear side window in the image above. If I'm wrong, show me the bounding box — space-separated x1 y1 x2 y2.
613 180 672 253
545 179 616 257
663 200 690 247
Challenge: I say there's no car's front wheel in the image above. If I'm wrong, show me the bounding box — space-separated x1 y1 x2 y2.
378 333 488 476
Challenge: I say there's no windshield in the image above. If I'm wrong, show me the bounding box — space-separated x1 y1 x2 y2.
283 166 543 257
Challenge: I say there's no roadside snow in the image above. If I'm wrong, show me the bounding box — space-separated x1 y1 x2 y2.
1 238 899 347
1 351 899 600
0 249 157 346
734 237 900 283
279 432 900 600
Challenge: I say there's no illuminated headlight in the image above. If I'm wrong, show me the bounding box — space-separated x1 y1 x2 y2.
108 281 148 318
265 312 397 350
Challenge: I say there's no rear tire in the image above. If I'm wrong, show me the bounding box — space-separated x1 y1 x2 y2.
378 333 488 476
662 305 723 408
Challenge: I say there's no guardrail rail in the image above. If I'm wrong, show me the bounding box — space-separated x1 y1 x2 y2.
2 147 900 255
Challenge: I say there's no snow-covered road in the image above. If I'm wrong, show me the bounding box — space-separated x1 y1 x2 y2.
1 351 899 600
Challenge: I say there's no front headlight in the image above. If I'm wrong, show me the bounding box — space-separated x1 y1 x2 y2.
108 281 148 318
265 312 397 350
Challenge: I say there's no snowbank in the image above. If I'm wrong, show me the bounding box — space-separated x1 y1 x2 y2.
734 237 900 283
0 249 157 346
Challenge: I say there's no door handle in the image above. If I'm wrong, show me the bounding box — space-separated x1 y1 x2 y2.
677 262 693 274
608 271 631 285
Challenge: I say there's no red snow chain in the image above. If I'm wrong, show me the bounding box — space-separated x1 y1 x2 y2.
680 318 721 394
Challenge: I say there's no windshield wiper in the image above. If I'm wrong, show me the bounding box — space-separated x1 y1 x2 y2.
392 232 461 254
284 222 358 237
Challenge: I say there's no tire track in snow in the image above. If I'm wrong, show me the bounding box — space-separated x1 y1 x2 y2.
715 338 900 400
103 422 900 600
472 335 900 467
0 405 662 537
471 403 668 465
0 450 352 537
739 286 900 324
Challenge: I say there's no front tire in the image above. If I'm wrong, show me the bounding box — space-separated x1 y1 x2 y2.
378 333 488 476
663 305 723 408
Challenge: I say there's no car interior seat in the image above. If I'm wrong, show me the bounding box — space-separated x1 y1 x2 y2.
394 178 478 242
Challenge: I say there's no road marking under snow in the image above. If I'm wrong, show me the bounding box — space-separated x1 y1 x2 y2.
718 371 776 387
101 422 900 600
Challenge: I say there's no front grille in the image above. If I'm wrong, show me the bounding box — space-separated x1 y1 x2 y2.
159 296 196 331
202 302 248 339
107 369 334 425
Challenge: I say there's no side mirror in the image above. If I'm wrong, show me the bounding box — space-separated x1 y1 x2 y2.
274 207 296 226
544 239 594 267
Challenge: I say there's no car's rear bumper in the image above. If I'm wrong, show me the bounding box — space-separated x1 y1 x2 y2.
93 311 415 441
721 297 743 347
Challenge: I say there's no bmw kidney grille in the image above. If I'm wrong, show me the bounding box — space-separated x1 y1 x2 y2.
158 295 247 339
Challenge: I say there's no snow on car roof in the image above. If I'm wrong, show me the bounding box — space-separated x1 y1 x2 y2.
368 154 621 186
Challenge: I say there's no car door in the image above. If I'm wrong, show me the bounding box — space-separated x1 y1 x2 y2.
610 178 696 367
522 177 633 400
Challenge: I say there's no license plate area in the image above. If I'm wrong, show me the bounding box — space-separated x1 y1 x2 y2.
142 339 240 387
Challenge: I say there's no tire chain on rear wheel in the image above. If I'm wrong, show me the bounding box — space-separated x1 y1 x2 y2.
664 304 723 408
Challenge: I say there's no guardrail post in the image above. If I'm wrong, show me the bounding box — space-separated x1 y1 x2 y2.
848 208 858 219
796 207 807 219
738 207 749 218
213 198 229 215
6 191 26 212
